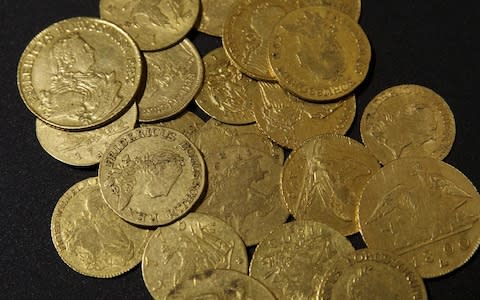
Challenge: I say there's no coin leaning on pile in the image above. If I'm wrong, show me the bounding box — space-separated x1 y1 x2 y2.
15 0 480 299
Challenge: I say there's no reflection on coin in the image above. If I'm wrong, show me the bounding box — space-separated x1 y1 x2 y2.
196 47 256 124
269 7 371 101
99 127 205 226
140 111 205 141
51 177 151 278
318 249 427 300
358 157 480 278
138 39 203 122
250 220 354 300
17 17 142 130
100 0 200 51
282 135 380 236
142 213 248 300
360 84 456 165
252 82 356 149
196 0 237 37
36 104 137 166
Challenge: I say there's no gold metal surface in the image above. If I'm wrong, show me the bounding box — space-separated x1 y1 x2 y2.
196 0 237 37
140 111 205 142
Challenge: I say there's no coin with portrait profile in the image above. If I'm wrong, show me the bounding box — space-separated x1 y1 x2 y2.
98 126 206 226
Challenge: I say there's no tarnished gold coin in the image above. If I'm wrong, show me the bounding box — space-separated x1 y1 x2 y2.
100 0 200 51
51 177 151 278
138 39 203 122
196 47 256 124
250 220 354 300
358 157 480 278
196 0 237 37
17 17 142 130
282 135 380 236
360 84 456 165
142 213 248 300
167 269 275 299
140 111 205 141
269 7 371 101
318 249 428 300
297 0 362 21
36 104 137 167
99 127 205 226
252 82 356 149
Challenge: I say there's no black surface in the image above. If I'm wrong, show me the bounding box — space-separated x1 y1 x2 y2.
1 0 480 299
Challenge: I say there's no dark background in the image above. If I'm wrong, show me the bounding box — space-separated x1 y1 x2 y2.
1 0 479 299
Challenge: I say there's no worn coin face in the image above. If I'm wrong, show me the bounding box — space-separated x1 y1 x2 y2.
51 177 151 278
250 220 354 300
140 111 205 141
138 39 203 122
269 7 371 101
36 104 137 166
196 0 237 37
17 17 142 130
282 135 380 236
196 47 256 124
361 84 456 165
297 0 362 21
318 249 428 300
100 0 200 51
358 157 480 278
252 82 356 149
99 127 205 226
142 213 248 300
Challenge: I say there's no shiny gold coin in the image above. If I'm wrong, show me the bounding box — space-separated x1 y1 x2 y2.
140 111 205 141
51 177 151 278
138 39 203 122
250 220 354 300
318 249 428 300
252 82 356 149
142 213 248 300
298 0 362 21
282 135 380 236
99 127 206 226
196 0 237 37
17 17 142 130
195 47 256 124
358 157 480 278
360 84 456 165
269 7 371 101
167 269 275 299
100 0 200 51
36 104 137 167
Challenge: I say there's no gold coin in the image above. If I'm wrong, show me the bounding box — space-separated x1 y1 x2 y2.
100 0 200 51
99 126 206 226
167 269 276 299
252 82 356 149
298 0 362 21
250 220 354 299
269 7 371 101
196 145 289 246
318 249 428 300
358 157 480 278
142 213 248 299
138 39 203 122
17 17 142 130
195 47 256 124
282 135 380 236
196 0 237 37
140 111 205 141
36 104 137 167
51 177 151 278
360 84 456 165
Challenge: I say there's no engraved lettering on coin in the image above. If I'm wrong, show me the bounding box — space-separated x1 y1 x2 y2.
140 111 205 141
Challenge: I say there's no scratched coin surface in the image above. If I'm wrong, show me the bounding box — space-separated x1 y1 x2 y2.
358 157 480 278
142 213 248 300
252 82 356 149
195 47 256 124
318 249 428 300
51 177 151 278
196 0 237 37
99 127 205 226
196 145 289 246
138 39 203 122
269 7 371 101
36 104 137 166
140 111 205 141
100 0 200 50
17 17 142 130
250 220 354 300
360 84 456 165
282 135 380 236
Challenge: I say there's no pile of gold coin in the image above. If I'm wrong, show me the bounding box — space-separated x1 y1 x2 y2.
16 0 480 299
